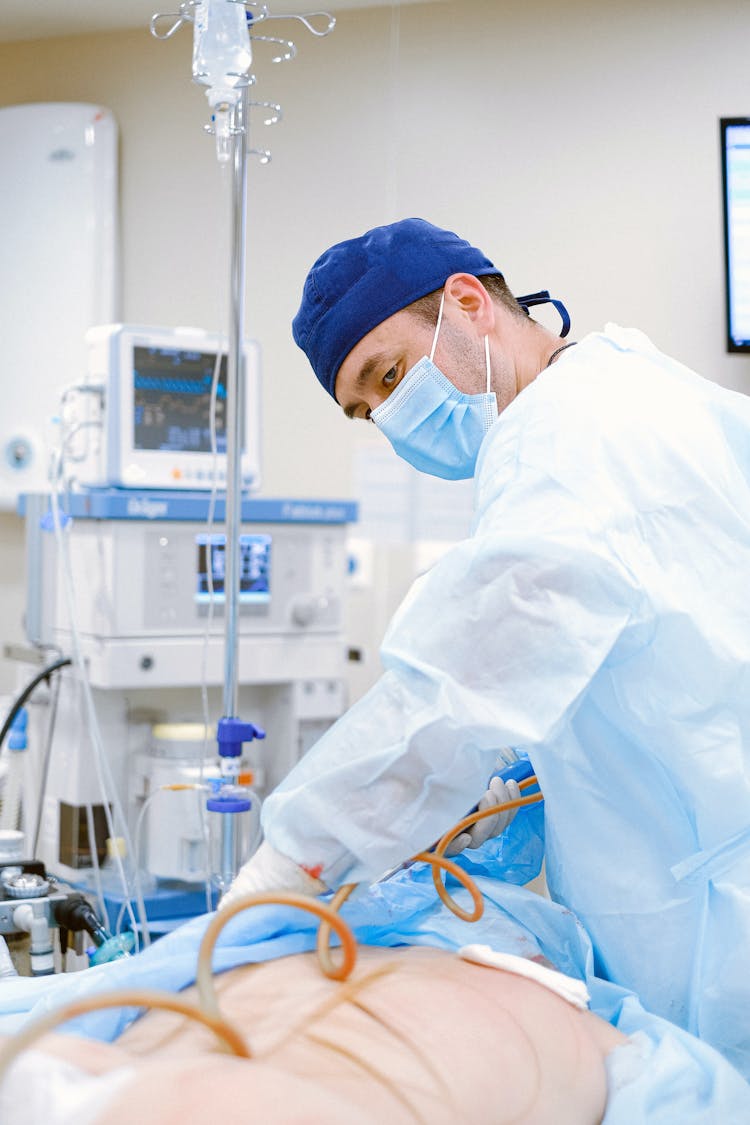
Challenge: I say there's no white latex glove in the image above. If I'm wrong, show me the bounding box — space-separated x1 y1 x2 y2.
218 839 327 911
444 776 522 857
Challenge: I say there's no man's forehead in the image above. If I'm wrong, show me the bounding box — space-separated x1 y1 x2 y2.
348 306 418 364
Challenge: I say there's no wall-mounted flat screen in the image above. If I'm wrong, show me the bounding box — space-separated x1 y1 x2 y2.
721 118 750 351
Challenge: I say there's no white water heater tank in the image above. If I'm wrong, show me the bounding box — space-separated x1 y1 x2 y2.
0 102 118 508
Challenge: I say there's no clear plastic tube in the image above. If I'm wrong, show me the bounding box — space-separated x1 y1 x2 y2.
48 452 149 946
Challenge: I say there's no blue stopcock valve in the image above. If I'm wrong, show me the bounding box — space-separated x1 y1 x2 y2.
217 717 265 760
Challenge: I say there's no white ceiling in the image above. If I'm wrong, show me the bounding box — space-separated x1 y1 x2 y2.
0 0 435 43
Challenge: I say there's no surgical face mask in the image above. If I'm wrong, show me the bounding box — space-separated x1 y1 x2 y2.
371 293 498 480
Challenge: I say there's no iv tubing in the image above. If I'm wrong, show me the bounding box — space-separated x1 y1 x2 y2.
0 989 249 1087
317 781 541 953
197 892 358 1020
412 850 486 923
316 883 357 975
429 778 543 917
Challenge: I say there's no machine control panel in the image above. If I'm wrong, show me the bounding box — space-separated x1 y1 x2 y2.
0 863 68 935
22 492 358 689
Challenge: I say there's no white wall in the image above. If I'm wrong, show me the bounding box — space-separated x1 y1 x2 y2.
0 0 748 691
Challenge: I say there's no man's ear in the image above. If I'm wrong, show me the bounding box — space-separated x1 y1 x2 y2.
443 273 496 333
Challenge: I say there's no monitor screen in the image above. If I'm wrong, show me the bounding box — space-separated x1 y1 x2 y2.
721 118 750 351
195 533 271 604
133 345 244 453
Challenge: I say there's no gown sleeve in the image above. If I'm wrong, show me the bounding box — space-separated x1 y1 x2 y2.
262 417 642 888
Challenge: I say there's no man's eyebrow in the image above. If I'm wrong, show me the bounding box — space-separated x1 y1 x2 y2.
341 351 390 419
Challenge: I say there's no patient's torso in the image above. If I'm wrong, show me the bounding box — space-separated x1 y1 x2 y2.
46 946 625 1123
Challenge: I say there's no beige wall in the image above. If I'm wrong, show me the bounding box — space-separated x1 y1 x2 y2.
0 0 749 691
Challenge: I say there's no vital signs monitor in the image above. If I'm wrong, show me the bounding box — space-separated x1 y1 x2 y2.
76 324 261 490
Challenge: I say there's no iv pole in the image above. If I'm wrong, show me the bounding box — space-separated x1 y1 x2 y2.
150 1 335 891
212 85 266 891
223 86 248 726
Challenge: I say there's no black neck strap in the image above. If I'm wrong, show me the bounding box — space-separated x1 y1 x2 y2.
545 341 578 368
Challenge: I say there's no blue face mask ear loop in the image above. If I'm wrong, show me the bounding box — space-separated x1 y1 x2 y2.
485 334 492 395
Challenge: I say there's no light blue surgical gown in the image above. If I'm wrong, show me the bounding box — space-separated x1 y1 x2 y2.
264 324 750 1077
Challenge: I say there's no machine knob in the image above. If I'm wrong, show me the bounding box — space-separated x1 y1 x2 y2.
3 873 50 899
291 597 317 627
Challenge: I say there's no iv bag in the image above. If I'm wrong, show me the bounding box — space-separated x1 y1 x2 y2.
192 0 252 94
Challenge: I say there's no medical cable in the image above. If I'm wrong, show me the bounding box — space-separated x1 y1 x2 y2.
0 658 71 751
0 656 71 849
53 895 134 965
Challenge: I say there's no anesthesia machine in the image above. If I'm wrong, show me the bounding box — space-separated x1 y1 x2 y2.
16 487 353 892
11 317 353 919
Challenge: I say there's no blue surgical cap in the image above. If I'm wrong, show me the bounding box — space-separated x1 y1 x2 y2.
292 218 499 399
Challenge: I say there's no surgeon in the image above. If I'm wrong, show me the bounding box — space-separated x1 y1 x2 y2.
224 217 750 1078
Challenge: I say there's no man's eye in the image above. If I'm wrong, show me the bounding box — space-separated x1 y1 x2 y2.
382 366 398 387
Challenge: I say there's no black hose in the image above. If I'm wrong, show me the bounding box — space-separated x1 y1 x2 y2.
0 657 72 749
53 893 109 947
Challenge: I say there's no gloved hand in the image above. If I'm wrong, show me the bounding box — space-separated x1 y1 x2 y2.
444 776 522 857
218 839 327 911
